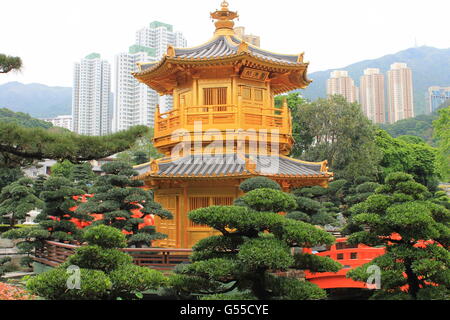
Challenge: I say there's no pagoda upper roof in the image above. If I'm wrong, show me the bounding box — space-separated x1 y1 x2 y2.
138 35 302 73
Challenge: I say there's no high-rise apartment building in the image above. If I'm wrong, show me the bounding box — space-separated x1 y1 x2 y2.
359 68 385 123
41 115 73 131
326 70 358 103
72 53 111 136
234 26 261 47
113 21 187 132
387 63 414 123
113 45 158 132
427 86 450 113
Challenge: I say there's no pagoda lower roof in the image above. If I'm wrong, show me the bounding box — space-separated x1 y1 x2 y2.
134 154 331 180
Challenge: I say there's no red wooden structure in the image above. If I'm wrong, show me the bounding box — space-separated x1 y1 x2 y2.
303 238 385 289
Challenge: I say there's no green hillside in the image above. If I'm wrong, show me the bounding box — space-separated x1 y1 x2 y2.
302 46 450 116
0 108 53 129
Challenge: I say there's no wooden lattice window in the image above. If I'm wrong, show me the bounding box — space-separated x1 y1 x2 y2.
189 197 210 228
203 87 227 105
212 197 234 206
254 89 263 101
242 86 251 100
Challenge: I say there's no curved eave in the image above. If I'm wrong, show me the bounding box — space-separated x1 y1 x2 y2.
133 53 311 95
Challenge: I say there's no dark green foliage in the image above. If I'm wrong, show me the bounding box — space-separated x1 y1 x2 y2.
109 264 166 296
50 160 75 180
239 177 281 193
433 107 450 181
380 114 437 145
346 172 450 300
286 94 381 181
2 226 50 267
375 130 440 189
0 54 22 73
0 122 148 164
0 177 44 226
171 179 341 300
240 188 297 212
82 225 127 248
33 175 47 197
132 151 149 165
26 226 167 300
0 167 22 193
76 161 172 247
37 176 92 242
27 268 112 300
0 257 12 277
66 246 132 273
72 162 96 191
0 108 53 129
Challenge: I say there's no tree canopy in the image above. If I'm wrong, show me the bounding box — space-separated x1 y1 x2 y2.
285 93 381 181
0 123 148 167
0 54 22 74
433 106 450 181
346 172 450 300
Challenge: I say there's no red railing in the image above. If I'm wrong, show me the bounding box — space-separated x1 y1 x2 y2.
33 241 192 271
303 238 385 289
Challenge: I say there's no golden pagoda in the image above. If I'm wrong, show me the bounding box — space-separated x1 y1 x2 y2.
133 1 333 248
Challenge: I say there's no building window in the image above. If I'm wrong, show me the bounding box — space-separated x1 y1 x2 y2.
337 253 344 260
203 87 227 105
254 89 263 101
350 252 358 260
242 86 251 100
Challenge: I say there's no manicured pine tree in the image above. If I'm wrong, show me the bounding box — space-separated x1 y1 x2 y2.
0 177 44 227
76 161 173 247
26 225 167 300
170 177 341 300
33 174 48 198
346 172 450 300
36 176 93 242
72 162 96 192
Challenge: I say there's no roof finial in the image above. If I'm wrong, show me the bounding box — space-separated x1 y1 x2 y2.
211 1 238 36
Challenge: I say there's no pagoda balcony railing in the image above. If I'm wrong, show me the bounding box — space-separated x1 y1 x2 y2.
155 104 292 141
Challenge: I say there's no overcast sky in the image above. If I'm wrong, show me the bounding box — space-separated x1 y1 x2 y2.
1 0 449 87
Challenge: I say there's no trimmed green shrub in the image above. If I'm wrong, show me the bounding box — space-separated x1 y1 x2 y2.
83 225 127 249
239 177 281 193
109 264 166 296
27 268 111 300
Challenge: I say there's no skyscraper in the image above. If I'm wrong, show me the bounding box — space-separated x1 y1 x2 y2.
72 53 111 136
360 68 385 123
234 26 261 47
113 21 187 132
113 45 158 132
387 63 414 123
326 70 358 103
427 86 450 113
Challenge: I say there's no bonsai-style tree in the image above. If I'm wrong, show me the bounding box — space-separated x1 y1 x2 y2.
0 177 44 227
170 178 341 300
346 172 450 300
36 176 93 242
33 174 47 197
26 225 166 300
72 162 96 192
76 161 172 247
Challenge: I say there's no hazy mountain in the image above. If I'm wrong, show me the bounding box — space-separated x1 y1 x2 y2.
302 46 450 116
0 82 71 118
